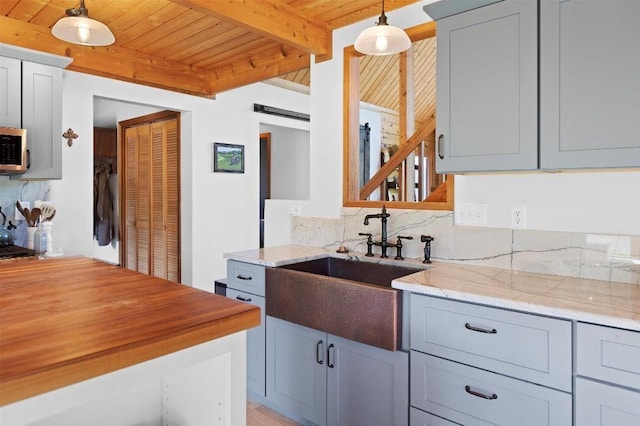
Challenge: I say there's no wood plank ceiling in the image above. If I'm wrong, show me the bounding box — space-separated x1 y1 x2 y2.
0 0 422 97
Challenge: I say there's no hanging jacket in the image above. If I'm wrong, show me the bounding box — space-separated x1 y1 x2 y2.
94 162 114 246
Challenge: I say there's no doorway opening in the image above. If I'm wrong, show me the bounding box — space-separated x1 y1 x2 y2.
92 97 163 265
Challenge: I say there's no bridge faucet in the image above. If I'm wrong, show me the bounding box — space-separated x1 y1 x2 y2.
363 205 392 258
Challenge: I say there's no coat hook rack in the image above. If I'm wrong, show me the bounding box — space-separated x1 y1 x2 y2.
63 128 78 147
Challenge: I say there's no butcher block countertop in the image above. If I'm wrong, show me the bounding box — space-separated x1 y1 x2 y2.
0 257 260 406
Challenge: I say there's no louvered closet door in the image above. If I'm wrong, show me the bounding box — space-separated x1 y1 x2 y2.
150 119 180 281
123 113 180 282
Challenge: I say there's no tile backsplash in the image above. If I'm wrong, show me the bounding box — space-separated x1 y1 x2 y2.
0 178 50 247
291 207 640 285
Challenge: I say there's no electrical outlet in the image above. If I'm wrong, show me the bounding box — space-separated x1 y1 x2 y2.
456 203 486 226
288 205 301 216
511 206 526 229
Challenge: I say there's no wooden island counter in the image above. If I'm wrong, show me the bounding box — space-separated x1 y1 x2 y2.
0 257 260 425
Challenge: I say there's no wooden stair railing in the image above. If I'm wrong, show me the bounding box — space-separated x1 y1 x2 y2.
359 115 435 201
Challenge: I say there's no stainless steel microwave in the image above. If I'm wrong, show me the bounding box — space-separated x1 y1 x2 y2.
0 127 28 175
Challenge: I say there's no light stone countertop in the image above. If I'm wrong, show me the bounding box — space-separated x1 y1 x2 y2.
224 245 640 332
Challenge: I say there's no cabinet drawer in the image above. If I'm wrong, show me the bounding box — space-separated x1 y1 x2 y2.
226 289 265 397
411 352 572 426
576 378 640 426
410 294 572 391
577 322 640 390
227 260 265 296
410 407 459 425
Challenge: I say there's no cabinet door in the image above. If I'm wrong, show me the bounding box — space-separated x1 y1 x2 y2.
0 56 21 128
435 0 537 172
21 61 62 179
266 316 326 426
540 0 640 169
576 378 640 426
227 289 266 397
326 335 408 426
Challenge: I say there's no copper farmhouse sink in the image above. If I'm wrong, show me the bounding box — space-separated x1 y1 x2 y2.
265 258 422 351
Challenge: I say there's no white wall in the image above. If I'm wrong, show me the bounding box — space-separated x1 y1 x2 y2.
260 123 310 200
53 71 309 291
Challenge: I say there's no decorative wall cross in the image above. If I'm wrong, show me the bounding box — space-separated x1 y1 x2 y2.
63 128 78 147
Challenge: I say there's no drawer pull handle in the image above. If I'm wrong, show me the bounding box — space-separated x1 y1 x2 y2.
465 323 497 334
237 274 253 280
316 340 324 365
236 296 252 302
465 385 498 400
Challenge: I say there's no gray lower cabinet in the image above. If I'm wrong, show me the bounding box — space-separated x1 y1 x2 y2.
0 56 21 128
575 379 640 426
540 0 640 169
410 408 459 426
575 323 640 425
226 288 265 397
411 352 571 426
266 315 409 426
225 260 267 397
434 0 538 173
410 294 572 425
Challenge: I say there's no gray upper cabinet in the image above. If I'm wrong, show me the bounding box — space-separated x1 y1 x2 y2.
434 0 538 173
21 61 63 179
539 0 640 169
0 56 21 128
431 0 640 173
1 44 71 180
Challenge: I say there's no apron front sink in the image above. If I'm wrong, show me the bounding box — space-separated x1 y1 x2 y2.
266 257 422 351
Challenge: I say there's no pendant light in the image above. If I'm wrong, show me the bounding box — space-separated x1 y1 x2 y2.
52 0 115 46
354 0 411 56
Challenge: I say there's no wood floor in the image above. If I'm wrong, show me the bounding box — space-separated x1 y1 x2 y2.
247 400 301 426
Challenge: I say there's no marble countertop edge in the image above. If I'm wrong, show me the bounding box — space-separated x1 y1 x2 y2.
392 280 640 332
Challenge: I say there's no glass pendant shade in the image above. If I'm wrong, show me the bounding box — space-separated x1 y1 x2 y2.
52 13 114 46
354 23 411 55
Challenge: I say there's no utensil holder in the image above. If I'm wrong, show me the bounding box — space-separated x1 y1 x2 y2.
26 227 37 250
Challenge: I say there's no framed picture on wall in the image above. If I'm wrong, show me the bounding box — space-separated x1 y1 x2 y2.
213 142 244 173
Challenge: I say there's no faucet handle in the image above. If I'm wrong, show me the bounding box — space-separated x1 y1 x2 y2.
394 236 412 260
359 232 374 257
